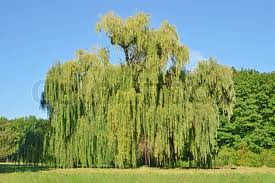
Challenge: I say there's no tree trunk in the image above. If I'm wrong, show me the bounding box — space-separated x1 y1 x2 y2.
124 47 130 65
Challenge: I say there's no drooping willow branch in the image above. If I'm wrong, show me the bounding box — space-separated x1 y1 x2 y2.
42 12 235 168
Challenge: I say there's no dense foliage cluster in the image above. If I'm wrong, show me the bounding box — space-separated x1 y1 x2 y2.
0 116 49 165
215 70 275 167
41 13 234 168
218 70 275 152
216 144 275 168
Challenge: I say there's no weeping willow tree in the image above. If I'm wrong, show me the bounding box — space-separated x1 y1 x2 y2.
41 12 235 168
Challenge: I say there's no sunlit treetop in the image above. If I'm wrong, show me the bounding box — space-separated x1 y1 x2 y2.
96 12 189 74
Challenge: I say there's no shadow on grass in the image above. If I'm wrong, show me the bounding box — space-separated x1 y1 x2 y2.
0 163 50 173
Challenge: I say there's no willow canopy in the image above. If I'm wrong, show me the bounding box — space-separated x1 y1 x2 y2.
41 12 235 168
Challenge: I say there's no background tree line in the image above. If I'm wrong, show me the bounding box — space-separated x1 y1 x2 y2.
215 69 275 167
0 116 49 165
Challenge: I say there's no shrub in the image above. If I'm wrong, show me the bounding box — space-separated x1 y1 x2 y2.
176 160 189 168
215 147 236 167
216 144 275 167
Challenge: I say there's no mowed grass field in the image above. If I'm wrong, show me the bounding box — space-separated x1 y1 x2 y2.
0 164 274 183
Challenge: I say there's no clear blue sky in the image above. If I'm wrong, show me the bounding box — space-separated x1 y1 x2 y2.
0 0 274 119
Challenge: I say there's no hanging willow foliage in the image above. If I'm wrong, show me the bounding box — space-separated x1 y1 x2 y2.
41 12 235 168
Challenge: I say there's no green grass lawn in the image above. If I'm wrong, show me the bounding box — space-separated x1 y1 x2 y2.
0 164 274 183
